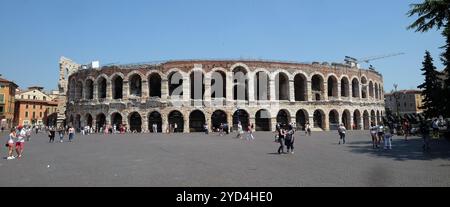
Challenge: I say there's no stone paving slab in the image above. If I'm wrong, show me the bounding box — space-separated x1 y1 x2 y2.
0 131 449 187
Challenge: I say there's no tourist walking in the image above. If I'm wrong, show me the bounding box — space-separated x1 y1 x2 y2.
247 123 254 140
338 124 346 145
204 123 209 135
403 120 410 141
5 129 16 160
370 122 379 149
383 124 393 150
236 122 244 139
432 119 440 139
68 126 75 142
377 123 385 144
277 128 286 154
153 123 158 133
285 125 295 154
420 121 431 152
305 122 311 136
174 123 178 133
16 126 26 158
48 127 56 143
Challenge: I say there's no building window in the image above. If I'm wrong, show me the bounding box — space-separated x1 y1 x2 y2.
21 95 24 99
26 104 28 109
28 95 30 99
40 112 42 118
0 94 4 103
43 97 46 101
40 105 43 109
32 112 35 119
0 106 3 113
25 112 28 118
33 104 35 109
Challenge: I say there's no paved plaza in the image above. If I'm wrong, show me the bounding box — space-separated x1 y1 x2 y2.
0 130 449 187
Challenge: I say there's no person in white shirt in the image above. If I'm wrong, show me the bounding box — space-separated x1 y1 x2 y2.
370 122 379 149
338 124 347 145
15 126 26 158
5 129 16 160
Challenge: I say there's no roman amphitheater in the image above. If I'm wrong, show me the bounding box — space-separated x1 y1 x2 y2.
60 58 385 133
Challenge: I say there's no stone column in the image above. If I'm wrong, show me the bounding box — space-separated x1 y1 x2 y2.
106 80 112 100
123 80 129 100
93 83 98 101
289 80 295 103
162 114 168 134
337 83 342 100
183 76 191 107
226 72 234 105
307 81 313 101
204 76 212 107
142 116 148 133
142 80 149 99
270 117 277 132
248 73 255 106
269 79 276 102
183 115 190 133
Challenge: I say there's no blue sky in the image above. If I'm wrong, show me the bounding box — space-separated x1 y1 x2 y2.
0 0 444 92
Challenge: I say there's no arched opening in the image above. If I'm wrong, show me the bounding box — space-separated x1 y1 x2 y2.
112 75 123 100
168 72 184 97
352 78 360 98
296 109 308 131
255 109 271 131
342 110 351 130
376 111 381 125
327 76 338 98
96 113 106 130
111 113 123 128
341 77 350 97
211 71 226 99
69 79 76 101
129 112 142 132
329 110 339 130
361 77 368 99
46 113 58 127
190 71 205 100
168 110 184 133
148 73 162 98
233 109 249 130
97 77 107 99
313 110 325 130
311 75 324 101
75 114 81 131
211 110 227 129
375 83 379 99
75 81 83 100
233 67 249 101
148 111 162 133
353 110 362 130
68 115 74 127
369 81 374 98
275 73 290 100
85 114 93 127
85 79 94 100
363 110 370 130
129 74 142 97
276 110 290 126
294 74 307 101
189 110 206 132
254 72 269 101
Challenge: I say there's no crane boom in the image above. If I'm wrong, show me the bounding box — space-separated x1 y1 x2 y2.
359 52 405 64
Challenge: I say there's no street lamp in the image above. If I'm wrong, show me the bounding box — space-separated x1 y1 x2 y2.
393 84 400 118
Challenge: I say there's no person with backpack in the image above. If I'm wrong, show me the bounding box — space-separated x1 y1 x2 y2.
277 128 286 154
285 125 295 154
48 127 56 143
338 124 347 145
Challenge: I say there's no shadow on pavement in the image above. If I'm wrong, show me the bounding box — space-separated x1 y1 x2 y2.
347 136 450 161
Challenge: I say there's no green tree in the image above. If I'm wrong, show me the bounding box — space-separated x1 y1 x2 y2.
408 0 450 117
418 51 442 118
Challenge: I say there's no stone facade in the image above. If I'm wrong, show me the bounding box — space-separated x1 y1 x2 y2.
64 59 385 133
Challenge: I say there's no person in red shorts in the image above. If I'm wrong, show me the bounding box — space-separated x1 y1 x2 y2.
15 125 26 158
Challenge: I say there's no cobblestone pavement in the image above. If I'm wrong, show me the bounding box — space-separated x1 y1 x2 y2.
0 131 449 187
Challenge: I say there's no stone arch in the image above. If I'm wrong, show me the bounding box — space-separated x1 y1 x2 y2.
85 113 93 127
96 76 107 99
84 78 94 100
148 73 162 98
375 83 379 99
211 110 228 130
96 113 107 130
361 76 368 99
294 73 308 101
296 109 308 130
329 109 339 130
376 110 381 125
342 110 351 130
148 111 162 132
230 63 250 73
75 80 84 100
128 73 142 97
311 73 325 101
363 110 370 130
275 72 290 100
74 114 82 131
340 76 350 97
168 110 184 133
351 77 360 98
313 109 326 130
233 109 250 130
327 74 338 98
68 78 76 101
128 112 143 132
111 74 124 100
255 109 271 131
233 66 249 101
369 81 374 98
254 71 270 101
276 109 291 126
211 70 227 99
189 110 206 132
111 112 123 128
190 70 205 100
370 110 376 126
353 110 361 130
168 71 184 97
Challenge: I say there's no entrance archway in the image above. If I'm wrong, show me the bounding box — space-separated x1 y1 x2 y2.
233 109 249 130
353 110 361 130
342 110 351 130
96 113 106 130
148 111 162 132
111 113 123 128
189 110 206 132
255 109 271 131
329 110 339 130
313 110 325 130
129 112 142 132
211 110 227 130
276 110 290 126
168 110 184 133
296 109 308 131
